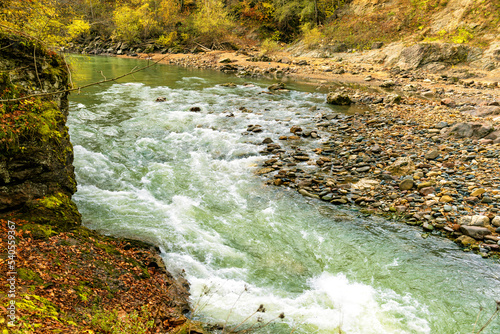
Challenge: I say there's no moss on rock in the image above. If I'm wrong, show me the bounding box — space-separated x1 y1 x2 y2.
0 32 81 230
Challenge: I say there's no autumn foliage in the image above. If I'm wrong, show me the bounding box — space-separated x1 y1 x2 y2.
0 0 344 48
0 219 194 333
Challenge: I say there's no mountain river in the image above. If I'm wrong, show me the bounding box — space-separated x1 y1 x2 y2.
68 55 500 333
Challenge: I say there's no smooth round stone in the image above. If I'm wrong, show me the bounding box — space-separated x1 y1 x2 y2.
443 205 453 212
399 179 414 190
425 150 440 160
481 197 493 204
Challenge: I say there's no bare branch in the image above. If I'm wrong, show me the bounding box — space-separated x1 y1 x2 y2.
33 46 43 89
0 55 170 102
63 56 74 89
0 43 14 51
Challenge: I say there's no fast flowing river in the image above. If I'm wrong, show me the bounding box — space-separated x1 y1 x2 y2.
68 55 500 333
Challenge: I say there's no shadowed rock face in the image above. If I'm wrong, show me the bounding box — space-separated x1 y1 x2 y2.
396 43 472 70
0 32 81 230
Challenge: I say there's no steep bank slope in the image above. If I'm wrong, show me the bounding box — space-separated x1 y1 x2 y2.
0 31 80 229
329 0 499 47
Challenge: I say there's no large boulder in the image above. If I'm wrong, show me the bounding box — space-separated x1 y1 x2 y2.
443 122 494 139
326 92 352 105
0 32 81 230
396 43 470 70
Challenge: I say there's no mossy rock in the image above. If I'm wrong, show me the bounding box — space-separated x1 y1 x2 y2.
20 223 58 240
21 192 81 231
0 32 80 230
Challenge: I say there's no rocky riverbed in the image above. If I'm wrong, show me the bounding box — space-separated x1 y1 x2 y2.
255 86 500 258
113 46 500 257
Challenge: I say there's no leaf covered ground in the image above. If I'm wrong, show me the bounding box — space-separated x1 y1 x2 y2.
0 219 202 333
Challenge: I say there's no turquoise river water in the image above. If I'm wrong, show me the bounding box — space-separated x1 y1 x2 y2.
67 55 500 333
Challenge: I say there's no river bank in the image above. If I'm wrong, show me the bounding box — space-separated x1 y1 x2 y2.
0 219 202 333
117 47 500 258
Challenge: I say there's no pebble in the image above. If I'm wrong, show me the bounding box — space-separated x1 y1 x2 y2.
425 150 440 160
399 179 414 190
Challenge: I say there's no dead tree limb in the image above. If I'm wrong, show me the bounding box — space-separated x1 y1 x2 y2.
0 55 170 103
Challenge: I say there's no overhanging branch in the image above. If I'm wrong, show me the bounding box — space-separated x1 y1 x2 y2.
0 55 169 102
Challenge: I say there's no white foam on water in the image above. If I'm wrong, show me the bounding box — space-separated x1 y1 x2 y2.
69 74 500 334
181 271 430 334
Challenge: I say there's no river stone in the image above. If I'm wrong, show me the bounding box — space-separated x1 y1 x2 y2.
422 222 434 231
470 188 486 197
322 194 334 201
268 82 286 91
456 235 476 247
443 205 453 212
370 145 381 153
492 216 500 227
471 215 490 226
380 80 395 88
417 181 433 189
385 94 401 104
481 197 492 204
256 167 274 175
399 179 414 190
298 189 319 199
421 90 435 98
357 166 370 172
387 157 415 176
331 198 348 205
290 125 302 134
459 226 491 239
459 215 490 227
262 138 273 144
326 92 352 105
419 187 435 196
413 171 424 180
435 121 449 128
439 195 454 203
351 178 380 191
424 150 440 160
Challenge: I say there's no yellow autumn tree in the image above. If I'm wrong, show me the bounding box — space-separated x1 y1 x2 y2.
0 0 90 46
113 0 175 43
192 0 235 46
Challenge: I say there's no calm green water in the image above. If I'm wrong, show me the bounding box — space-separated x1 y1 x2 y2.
68 55 500 333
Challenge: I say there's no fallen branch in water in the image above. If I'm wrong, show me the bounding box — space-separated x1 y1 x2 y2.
0 55 169 102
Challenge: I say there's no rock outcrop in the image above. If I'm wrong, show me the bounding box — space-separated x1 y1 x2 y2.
0 32 81 229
